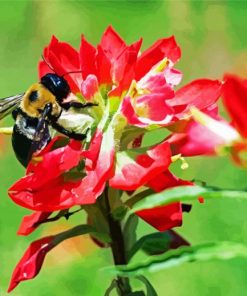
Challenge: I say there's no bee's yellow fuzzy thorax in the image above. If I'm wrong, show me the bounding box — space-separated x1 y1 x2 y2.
20 83 61 117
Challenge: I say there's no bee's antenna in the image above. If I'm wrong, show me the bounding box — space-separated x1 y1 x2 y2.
41 54 56 73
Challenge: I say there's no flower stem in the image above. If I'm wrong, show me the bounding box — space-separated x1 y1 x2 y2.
104 187 132 296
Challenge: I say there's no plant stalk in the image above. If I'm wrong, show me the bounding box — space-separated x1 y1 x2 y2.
104 187 132 296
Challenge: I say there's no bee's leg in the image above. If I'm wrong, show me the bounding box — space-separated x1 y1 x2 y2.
61 102 98 110
50 120 87 141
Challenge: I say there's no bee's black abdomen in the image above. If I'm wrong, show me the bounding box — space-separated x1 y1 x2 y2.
12 116 51 167
12 125 34 167
41 73 70 100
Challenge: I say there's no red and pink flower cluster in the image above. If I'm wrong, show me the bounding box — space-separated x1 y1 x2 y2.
7 26 238 292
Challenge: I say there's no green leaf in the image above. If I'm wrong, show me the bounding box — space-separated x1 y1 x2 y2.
131 185 247 213
111 205 128 221
124 214 139 258
91 232 111 244
136 276 158 296
128 230 188 260
104 279 117 296
126 292 145 296
52 224 97 246
126 189 154 208
112 241 247 276
84 204 111 244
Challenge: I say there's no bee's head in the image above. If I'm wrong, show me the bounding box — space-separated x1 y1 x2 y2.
40 73 70 103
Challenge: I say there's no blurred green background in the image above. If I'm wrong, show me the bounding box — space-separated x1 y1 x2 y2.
0 0 247 295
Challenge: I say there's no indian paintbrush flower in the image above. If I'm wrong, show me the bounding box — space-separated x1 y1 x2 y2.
6 26 223 293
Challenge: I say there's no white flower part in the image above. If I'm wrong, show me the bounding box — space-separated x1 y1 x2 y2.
163 67 183 87
137 114 174 126
57 110 94 134
190 107 241 144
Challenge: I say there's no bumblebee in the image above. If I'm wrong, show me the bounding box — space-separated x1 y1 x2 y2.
0 73 95 167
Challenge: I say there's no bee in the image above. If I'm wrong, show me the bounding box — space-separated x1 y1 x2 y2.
0 59 96 167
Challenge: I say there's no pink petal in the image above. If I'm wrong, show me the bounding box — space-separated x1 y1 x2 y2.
81 74 99 101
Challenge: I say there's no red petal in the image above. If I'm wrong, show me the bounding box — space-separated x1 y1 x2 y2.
109 142 171 191
25 139 82 188
41 35 81 93
75 127 115 200
136 93 174 122
9 129 114 211
169 79 222 116
135 36 181 80
147 170 192 192
100 26 126 61
136 203 182 232
79 35 97 79
9 178 95 212
38 60 52 78
17 211 51 236
96 45 112 85
136 171 191 231
223 74 247 137
111 39 142 89
8 140 85 211
81 129 103 170
8 236 54 292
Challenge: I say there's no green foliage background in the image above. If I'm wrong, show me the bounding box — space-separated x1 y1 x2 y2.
0 1 247 295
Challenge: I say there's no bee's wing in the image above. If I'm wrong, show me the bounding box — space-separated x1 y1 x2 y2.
0 94 24 120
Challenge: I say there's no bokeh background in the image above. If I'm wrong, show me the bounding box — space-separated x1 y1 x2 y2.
0 0 247 295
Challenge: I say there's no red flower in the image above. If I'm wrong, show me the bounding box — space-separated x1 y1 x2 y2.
39 26 222 131
180 74 247 163
8 236 54 292
9 127 114 211
5 26 224 292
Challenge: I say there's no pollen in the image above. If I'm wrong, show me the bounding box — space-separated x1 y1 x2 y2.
171 154 189 170
180 157 189 170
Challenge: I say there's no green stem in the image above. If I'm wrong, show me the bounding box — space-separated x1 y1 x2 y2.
104 187 132 296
